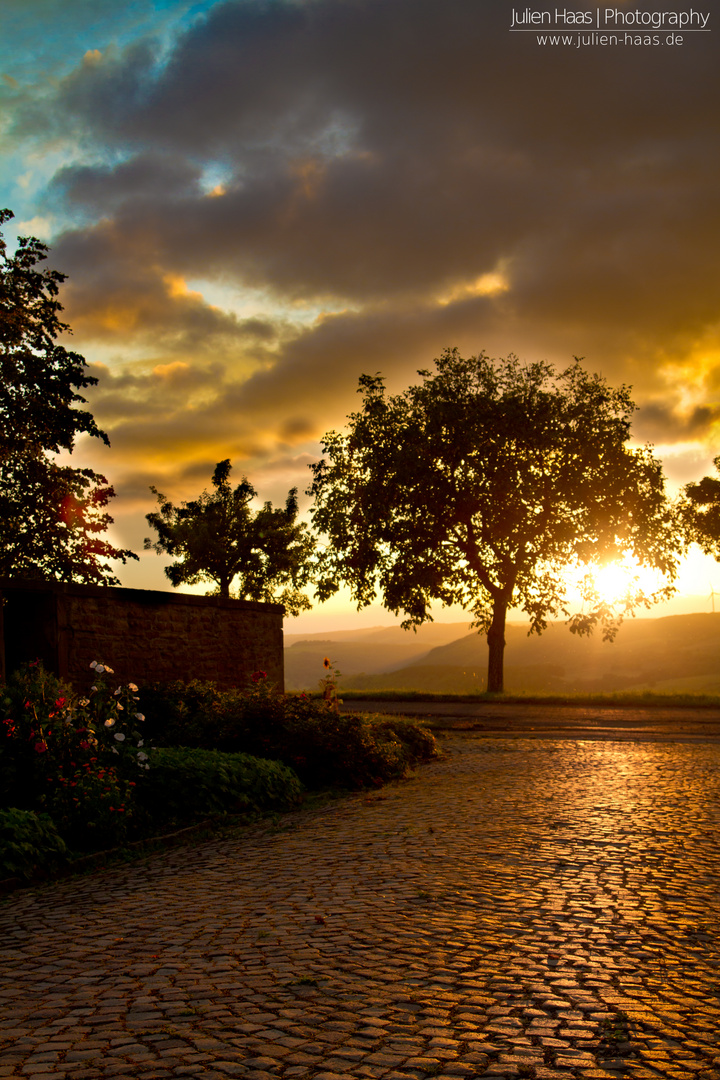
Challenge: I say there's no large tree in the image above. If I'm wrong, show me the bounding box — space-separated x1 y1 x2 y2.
308 349 680 692
145 459 316 614
0 209 136 584
678 456 720 560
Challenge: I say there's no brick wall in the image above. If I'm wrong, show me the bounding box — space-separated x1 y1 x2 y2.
0 581 284 691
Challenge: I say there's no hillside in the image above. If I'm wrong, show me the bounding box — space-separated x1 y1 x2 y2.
284 622 471 692
285 613 720 695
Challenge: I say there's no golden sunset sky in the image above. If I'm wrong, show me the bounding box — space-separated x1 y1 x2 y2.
2 0 719 631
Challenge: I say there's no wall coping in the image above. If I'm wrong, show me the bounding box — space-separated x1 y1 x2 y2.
0 579 285 615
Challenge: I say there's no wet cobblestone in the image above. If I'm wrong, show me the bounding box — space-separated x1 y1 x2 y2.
1 735 719 1079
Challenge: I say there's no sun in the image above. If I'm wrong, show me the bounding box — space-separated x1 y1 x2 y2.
579 557 668 609
593 562 639 606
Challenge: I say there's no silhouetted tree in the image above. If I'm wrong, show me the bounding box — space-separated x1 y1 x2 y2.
308 349 681 692
145 459 316 614
0 209 137 583
679 456 720 559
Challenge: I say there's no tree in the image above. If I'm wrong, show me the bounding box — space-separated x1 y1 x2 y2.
145 459 316 614
308 349 681 692
0 209 137 584
678 456 720 559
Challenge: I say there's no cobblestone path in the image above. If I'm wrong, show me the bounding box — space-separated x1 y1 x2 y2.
1 735 719 1080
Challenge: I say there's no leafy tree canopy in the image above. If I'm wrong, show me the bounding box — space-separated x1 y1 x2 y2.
0 210 137 585
678 456 720 560
0 209 106 462
308 348 681 692
145 459 316 615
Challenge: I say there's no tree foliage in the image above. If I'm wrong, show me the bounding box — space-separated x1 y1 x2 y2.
308 349 681 692
0 209 136 584
145 459 316 614
678 456 720 560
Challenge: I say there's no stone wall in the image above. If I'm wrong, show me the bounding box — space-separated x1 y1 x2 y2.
0 580 284 691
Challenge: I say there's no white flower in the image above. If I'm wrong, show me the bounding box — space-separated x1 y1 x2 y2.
138 751 148 761
112 747 119 755
113 687 121 696
128 683 138 693
91 685 98 692
90 660 98 669
116 703 124 711
95 664 105 674
79 698 90 707
104 666 114 674
104 718 116 728
134 713 145 722
144 763 150 770
137 740 144 747
114 732 126 742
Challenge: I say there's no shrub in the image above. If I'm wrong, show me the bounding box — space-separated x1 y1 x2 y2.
0 808 68 882
372 717 438 761
138 677 438 789
42 759 138 849
139 679 232 748
136 747 303 824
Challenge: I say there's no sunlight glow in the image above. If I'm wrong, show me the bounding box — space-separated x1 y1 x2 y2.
568 556 670 610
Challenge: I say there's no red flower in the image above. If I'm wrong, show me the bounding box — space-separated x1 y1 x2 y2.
34 741 48 753
55 698 66 708
251 670 267 682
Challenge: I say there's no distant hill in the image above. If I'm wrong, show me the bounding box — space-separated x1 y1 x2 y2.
284 622 472 692
285 613 720 694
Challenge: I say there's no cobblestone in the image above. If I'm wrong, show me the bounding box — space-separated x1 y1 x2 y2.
1 735 720 1079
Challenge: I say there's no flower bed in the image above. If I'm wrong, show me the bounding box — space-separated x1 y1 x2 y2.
1 660 437 881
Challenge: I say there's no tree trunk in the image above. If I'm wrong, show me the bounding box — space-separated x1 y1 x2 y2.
486 596 508 694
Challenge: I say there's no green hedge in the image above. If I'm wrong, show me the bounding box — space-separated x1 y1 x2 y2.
137 747 303 824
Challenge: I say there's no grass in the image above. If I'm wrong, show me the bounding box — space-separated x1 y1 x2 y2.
338 689 720 708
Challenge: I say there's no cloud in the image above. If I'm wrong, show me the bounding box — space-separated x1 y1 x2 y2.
4 0 718 525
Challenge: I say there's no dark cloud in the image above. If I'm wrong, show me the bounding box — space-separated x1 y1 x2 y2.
634 402 720 444
51 153 202 215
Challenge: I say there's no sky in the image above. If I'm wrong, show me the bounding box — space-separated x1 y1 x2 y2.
2 0 720 633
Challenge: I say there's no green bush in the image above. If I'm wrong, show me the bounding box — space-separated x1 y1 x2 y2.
138 678 438 789
136 747 303 824
139 679 228 748
0 808 68 882
372 717 438 761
